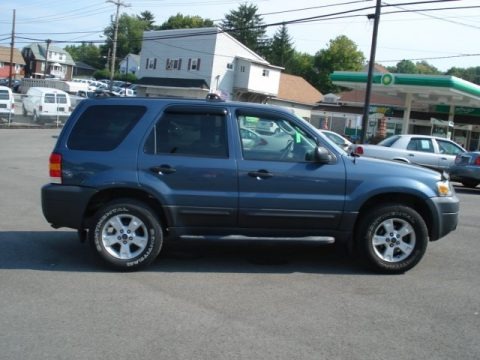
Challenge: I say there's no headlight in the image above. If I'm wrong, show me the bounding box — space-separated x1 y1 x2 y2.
437 181 453 197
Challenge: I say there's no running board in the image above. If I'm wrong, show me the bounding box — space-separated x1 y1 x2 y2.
179 235 335 244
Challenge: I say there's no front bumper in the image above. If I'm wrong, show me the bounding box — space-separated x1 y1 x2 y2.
429 195 459 241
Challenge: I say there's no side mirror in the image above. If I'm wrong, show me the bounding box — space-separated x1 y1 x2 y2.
313 146 331 163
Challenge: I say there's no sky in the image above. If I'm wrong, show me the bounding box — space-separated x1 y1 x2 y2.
0 0 479 72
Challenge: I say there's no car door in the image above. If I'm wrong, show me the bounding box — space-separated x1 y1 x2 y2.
235 108 346 231
138 105 238 229
435 138 465 170
405 137 440 169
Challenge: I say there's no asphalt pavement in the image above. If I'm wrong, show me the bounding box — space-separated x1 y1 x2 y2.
0 128 479 360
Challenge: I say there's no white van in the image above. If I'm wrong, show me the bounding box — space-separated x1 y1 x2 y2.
0 85 15 119
22 87 72 123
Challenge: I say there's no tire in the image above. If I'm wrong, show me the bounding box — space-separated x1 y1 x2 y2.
356 204 428 274
89 199 163 271
461 180 478 188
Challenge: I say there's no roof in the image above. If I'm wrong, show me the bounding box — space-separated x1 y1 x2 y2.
275 73 323 106
74 61 96 70
136 77 209 89
0 46 25 65
337 89 404 107
23 43 75 66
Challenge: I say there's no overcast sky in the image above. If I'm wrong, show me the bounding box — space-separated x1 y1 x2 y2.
0 0 479 72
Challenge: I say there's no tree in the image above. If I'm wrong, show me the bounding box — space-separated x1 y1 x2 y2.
137 11 156 31
159 13 214 30
446 66 480 85
64 43 102 69
313 35 365 94
395 59 418 74
220 3 268 56
102 13 151 65
286 51 319 87
266 24 294 68
415 61 440 75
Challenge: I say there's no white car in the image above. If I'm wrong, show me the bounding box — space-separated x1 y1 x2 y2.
22 87 72 124
354 134 465 171
318 129 353 151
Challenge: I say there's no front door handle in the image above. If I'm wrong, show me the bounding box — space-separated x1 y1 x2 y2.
150 165 176 175
248 170 273 179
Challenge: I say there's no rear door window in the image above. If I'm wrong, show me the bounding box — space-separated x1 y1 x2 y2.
68 105 146 151
144 108 228 158
0 90 9 100
57 94 67 104
44 94 55 103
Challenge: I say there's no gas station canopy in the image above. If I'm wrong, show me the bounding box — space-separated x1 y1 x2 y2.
330 71 480 133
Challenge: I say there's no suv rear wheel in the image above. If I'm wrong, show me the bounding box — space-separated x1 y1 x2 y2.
357 204 428 274
89 199 163 270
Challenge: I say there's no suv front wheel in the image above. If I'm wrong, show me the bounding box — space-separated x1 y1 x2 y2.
89 199 163 270
357 204 428 274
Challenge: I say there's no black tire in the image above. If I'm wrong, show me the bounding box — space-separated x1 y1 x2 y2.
461 180 479 188
356 204 428 274
89 199 163 271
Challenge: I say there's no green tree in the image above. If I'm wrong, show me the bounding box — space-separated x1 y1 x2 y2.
137 11 157 30
286 51 319 87
220 3 268 56
64 43 102 69
313 35 365 94
446 66 480 85
415 61 440 75
395 59 418 74
266 24 294 68
102 13 151 65
159 13 214 29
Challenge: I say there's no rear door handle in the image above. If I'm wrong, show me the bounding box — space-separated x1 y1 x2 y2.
248 170 273 179
150 165 176 175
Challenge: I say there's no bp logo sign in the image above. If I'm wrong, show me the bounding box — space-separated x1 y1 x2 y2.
381 73 394 86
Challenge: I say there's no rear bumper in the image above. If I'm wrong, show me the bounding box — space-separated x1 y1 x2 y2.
449 165 480 181
429 195 459 241
41 184 97 230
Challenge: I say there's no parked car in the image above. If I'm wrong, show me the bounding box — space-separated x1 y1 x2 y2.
353 134 465 172
318 130 353 151
240 127 267 150
41 96 459 273
449 151 480 188
0 85 15 119
255 119 280 134
22 87 72 123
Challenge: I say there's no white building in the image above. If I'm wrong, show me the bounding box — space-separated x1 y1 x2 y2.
136 27 283 101
119 54 141 75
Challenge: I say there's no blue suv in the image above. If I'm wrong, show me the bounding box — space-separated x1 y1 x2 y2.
41 97 459 273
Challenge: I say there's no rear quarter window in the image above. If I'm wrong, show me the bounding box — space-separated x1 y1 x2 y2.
67 105 146 151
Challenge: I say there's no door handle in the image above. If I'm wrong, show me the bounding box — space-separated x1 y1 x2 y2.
150 165 176 175
248 170 273 179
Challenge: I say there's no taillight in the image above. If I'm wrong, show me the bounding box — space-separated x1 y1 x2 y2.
474 156 480 166
39 105 43 112
355 146 364 155
49 152 62 183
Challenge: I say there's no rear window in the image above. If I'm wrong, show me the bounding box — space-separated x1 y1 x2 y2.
0 90 9 100
57 94 67 104
378 135 400 147
67 105 146 151
44 94 56 103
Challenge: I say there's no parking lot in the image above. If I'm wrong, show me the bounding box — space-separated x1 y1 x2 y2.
0 128 479 360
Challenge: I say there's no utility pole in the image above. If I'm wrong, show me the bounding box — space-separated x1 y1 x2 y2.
43 39 51 79
8 10 16 88
106 0 130 90
360 0 382 144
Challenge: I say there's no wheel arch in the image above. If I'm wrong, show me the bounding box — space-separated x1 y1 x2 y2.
354 193 433 241
82 187 170 233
